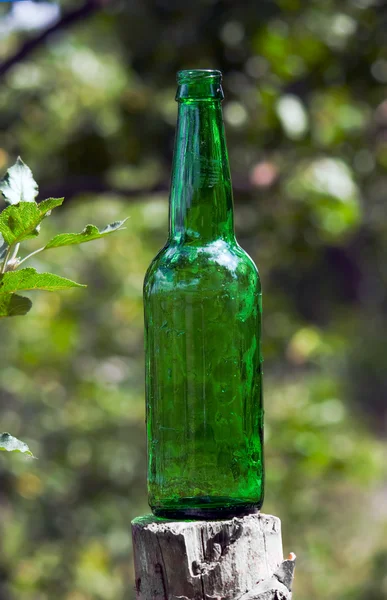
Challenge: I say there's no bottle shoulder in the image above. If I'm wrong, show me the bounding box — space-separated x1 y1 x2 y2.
144 239 260 295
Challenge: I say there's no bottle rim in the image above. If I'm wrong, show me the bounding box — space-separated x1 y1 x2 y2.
177 69 222 84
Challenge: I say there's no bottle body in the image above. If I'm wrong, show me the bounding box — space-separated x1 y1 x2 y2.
144 240 263 518
143 70 264 519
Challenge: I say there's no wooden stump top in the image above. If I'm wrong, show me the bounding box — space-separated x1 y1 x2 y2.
131 513 295 600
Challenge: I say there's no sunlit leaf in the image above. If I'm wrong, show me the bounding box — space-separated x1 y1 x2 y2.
44 219 127 249
0 433 34 457
0 157 38 205
0 198 64 245
0 268 85 294
38 197 65 215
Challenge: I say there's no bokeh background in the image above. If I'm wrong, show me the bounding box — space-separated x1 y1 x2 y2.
1 0 387 598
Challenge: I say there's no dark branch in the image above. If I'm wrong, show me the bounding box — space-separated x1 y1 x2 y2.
39 174 255 204
40 177 169 204
0 0 106 79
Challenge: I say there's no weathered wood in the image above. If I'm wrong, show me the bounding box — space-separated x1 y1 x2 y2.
131 513 295 600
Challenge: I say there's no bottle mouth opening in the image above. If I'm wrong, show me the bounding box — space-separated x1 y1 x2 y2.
176 70 224 101
177 69 222 84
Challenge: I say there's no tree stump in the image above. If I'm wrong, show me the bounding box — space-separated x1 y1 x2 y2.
131 513 296 600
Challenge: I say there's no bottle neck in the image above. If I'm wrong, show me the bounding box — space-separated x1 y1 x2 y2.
169 99 235 245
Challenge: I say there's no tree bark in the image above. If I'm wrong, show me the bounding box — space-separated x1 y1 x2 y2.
131 513 296 600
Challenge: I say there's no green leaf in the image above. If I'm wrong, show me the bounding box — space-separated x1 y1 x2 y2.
0 157 38 205
0 293 32 317
0 198 64 245
0 268 85 294
0 433 34 457
44 219 128 249
0 203 40 245
38 197 65 215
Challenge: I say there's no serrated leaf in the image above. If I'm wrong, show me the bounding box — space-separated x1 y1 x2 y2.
0 433 34 457
0 268 85 294
38 197 64 215
0 202 41 245
0 198 64 245
0 293 32 317
44 219 128 249
0 157 38 205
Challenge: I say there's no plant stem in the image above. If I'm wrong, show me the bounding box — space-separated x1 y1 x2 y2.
18 246 45 266
1 245 13 274
11 243 20 262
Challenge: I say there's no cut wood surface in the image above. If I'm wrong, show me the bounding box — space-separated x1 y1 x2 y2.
131 513 296 600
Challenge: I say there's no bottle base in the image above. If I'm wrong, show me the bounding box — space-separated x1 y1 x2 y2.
151 496 262 521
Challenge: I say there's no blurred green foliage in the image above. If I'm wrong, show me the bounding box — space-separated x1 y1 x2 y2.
0 1 387 599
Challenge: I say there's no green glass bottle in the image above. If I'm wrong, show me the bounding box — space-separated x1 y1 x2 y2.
144 69 263 519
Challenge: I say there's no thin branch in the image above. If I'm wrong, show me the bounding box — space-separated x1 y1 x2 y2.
10 243 20 262
18 246 45 267
39 174 255 204
39 178 169 204
0 0 108 79
1 245 13 274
